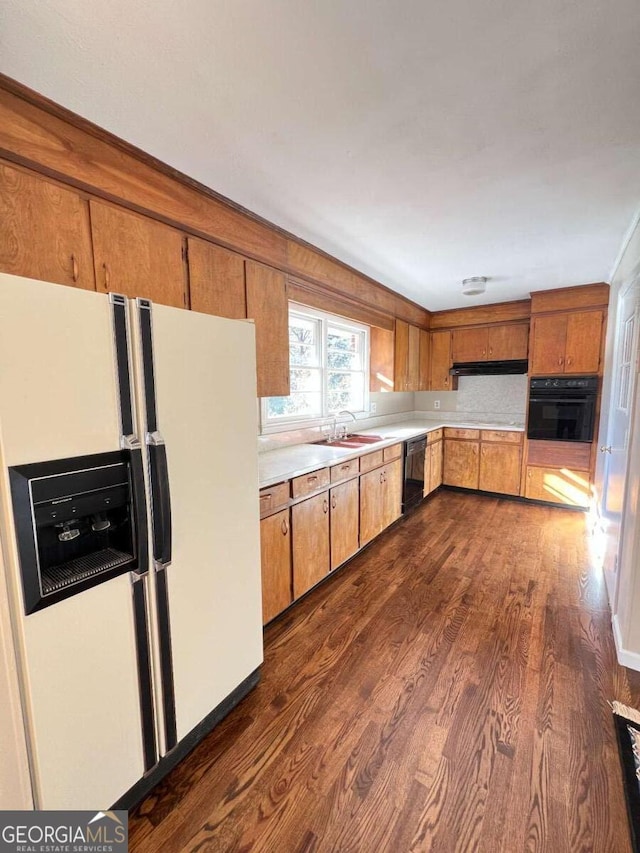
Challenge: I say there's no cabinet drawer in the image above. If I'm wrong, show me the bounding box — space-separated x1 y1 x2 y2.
427 428 443 444
292 467 330 498
383 443 403 462
444 427 480 440
480 430 523 444
360 450 384 473
330 458 359 482
259 482 290 517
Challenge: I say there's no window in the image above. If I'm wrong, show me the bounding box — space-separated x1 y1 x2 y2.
263 304 369 429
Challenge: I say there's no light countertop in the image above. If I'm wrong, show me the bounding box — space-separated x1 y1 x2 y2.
258 419 524 488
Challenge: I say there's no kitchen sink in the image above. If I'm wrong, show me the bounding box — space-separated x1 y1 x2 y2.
311 433 390 448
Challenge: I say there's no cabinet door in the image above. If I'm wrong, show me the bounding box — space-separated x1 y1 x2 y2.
90 201 186 307
260 510 292 624
0 164 95 290
394 319 409 391
418 329 430 391
188 238 246 319
360 468 384 546
292 493 330 598
430 330 454 390
487 323 529 361
330 479 359 570
524 466 590 507
443 440 480 488
383 459 403 527
430 440 443 492
529 315 567 375
565 311 603 374
423 442 432 496
479 443 521 496
451 327 489 362
370 326 395 392
407 324 421 391
245 261 290 398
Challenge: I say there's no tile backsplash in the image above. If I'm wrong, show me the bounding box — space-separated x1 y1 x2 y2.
414 374 528 419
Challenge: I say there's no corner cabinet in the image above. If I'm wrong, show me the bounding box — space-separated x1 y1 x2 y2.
430 330 458 391
245 261 290 398
394 320 428 391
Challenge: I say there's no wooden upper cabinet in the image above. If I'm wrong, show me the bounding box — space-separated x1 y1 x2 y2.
451 323 528 363
245 260 290 398
565 311 603 374
418 329 430 391
90 201 186 307
529 314 568 375
0 163 95 290
487 323 529 361
407 324 421 390
188 238 246 319
530 310 603 375
430 330 456 391
394 320 410 390
370 326 395 392
451 327 488 362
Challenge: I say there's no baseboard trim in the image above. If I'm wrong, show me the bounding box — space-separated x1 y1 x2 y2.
112 666 261 811
613 615 640 672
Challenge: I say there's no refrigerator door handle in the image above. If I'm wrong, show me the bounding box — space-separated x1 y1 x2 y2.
148 439 173 568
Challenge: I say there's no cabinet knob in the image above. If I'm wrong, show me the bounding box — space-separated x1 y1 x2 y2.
558 356 564 366
482 349 486 357
379 471 384 484
281 518 289 535
71 253 79 283
331 495 337 509
322 499 328 514
103 262 111 290
488 347 493 356
566 357 572 367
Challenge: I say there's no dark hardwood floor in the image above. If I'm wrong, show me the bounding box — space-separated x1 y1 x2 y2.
129 490 640 852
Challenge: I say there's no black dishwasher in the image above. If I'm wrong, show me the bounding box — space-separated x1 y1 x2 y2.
403 436 427 513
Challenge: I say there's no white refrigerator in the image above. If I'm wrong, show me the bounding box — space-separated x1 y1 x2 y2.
0 272 263 810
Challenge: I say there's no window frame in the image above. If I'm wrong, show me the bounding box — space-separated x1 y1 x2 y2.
261 303 370 432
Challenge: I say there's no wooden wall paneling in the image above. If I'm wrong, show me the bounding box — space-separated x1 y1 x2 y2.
487 322 529 360
288 278 394 331
90 200 187 307
530 283 609 314
394 320 410 391
0 161 95 290
430 299 531 330
370 327 395 392
245 260 290 398
187 238 247 319
418 329 430 391
0 85 288 268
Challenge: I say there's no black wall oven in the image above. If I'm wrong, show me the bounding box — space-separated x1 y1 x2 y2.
527 376 598 443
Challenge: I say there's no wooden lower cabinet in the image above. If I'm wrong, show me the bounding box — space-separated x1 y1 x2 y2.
330 479 359 569
479 443 521 495
259 509 292 624
360 459 402 546
524 465 590 507
292 492 330 598
383 459 403 527
443 439 480 489
425 440 443 495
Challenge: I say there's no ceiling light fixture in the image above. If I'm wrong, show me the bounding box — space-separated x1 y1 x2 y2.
462 276 488 296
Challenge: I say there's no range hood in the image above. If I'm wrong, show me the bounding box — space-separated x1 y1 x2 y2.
450 360 528 376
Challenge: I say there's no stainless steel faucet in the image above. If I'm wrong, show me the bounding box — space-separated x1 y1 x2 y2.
333 409 357 439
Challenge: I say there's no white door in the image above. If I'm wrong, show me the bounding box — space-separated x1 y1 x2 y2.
133 302 263 744
0 273 145 808
598 276 640 603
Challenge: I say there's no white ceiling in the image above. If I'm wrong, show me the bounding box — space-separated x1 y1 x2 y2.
1 0 639 310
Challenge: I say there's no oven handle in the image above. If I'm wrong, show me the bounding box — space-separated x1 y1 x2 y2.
529 395 593 404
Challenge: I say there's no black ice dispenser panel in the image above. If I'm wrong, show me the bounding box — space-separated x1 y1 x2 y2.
10 451 141 614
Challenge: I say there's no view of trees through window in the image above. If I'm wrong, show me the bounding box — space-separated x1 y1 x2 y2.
265 305 368 424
